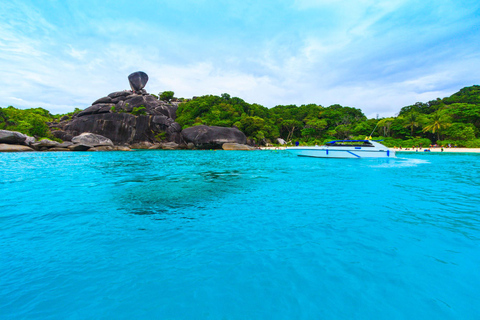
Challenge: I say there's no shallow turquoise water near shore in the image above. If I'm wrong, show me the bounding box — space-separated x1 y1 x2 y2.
1 150 479 319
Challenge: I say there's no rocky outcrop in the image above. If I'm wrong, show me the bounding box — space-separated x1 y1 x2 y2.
51 130 74 142
222 143 256 150
62 113 182 145
0 143 34 152
46 72 252 150
0 130 35 146
31 139 60 150
181 125 247 149
56 72 182 146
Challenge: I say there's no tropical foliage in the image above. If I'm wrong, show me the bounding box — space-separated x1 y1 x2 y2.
174 85 480 146
0 106 58 139
2 85 480 146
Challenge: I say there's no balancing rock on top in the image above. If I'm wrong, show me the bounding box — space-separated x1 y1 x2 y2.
128 71 149 93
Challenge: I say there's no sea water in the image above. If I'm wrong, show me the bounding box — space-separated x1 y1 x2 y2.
1 150 479 319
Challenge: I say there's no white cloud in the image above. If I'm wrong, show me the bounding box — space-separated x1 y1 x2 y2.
0 0 479 120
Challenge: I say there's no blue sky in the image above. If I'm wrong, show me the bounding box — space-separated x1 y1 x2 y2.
1 0 479 117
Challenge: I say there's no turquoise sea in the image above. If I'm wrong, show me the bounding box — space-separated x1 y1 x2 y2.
1 150 479 319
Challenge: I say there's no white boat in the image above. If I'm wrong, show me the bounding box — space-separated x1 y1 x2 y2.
286 140 396 159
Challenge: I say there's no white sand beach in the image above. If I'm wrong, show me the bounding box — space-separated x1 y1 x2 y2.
259 147 480 153
395 147 480 153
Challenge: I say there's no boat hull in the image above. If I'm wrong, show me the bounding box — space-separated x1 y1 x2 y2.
286 147 395 158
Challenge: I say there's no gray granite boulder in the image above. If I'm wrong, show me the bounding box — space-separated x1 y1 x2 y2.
71 133 113 147
57 141 73 148
108 91 132 99
32 139 60 149
128 71 148 92
51 130 74 142
92 96 113 105
181 125 247 149
76 104 114 117
0 130 28 145
64 113 183 145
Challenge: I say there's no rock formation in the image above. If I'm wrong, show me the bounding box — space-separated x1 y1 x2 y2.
0 144 34 152
0 130 35 146
181 125 247 149
44 72 253 151
0 128 131 152
128 71 149 93
71 132 114 147
53 71 182 145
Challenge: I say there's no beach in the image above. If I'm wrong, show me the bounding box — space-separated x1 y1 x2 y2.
260 146 480 153
395 147 480 153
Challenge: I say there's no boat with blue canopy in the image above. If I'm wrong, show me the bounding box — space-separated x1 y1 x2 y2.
286 140 396 158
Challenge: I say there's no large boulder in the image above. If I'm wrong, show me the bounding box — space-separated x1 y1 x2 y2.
71 133 114 147
31 139 60 150
64 113 183 145
181 125 247 149
0 130 29 145
51 130 74 142
0 143 34 152
128 71 149 92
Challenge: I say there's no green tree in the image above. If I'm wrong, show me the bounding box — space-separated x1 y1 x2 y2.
377 118 394 137
422 111 451 141
403 112 421 137
159 91 175 101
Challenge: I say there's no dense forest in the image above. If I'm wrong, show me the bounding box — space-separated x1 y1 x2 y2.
1 85 480 147
176 86 480 147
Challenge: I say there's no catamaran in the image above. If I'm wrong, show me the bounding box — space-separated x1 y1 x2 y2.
286 140 396 158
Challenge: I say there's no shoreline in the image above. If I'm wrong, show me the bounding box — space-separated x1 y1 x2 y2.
259 146 480 153
394 147 480 153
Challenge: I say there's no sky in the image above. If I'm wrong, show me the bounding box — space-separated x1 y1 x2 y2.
1 0 479 118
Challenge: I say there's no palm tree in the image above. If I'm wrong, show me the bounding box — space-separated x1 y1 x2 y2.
403 112 420 137
377 118 394 137
422 112 451 141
